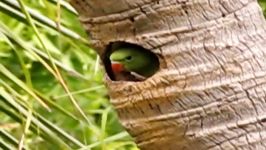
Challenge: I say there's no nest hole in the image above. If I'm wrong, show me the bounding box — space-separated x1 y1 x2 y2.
103 42 160 82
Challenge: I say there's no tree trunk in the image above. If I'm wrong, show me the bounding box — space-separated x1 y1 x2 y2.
70 0 266 149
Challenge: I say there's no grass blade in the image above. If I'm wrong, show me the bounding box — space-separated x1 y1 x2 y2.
17 0 91 126
0 64 49 110
0 88 79 149
1 0 89 45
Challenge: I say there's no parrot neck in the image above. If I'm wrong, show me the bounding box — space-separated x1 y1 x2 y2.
111 62 124 73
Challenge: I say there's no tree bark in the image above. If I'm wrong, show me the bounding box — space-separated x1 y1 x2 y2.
70 0 266 149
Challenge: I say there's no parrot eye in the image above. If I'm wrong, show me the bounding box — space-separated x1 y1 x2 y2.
125 56 132 61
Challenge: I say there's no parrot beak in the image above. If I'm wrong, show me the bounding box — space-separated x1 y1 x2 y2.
111 61 124 73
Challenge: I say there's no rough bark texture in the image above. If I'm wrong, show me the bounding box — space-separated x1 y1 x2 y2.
70 0 266 149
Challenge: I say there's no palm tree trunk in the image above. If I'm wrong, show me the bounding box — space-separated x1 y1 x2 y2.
71 0 266 149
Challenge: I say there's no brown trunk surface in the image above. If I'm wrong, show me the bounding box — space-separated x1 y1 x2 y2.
71 0 266 149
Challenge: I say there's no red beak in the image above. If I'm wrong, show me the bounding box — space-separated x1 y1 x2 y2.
111 62 124 73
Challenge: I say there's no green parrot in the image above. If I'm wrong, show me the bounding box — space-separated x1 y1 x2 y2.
109 47 159 81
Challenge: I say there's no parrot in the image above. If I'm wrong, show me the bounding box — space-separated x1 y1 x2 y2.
109 47 159 81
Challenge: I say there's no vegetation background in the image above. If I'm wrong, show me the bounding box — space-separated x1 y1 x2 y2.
0 0 265 150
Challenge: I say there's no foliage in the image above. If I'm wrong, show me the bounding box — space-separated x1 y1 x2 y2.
0 0 137 149
0 0 266 150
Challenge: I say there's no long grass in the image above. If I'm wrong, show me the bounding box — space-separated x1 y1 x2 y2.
0 0 137 149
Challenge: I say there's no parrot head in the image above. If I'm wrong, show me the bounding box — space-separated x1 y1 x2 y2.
109 47 159 80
